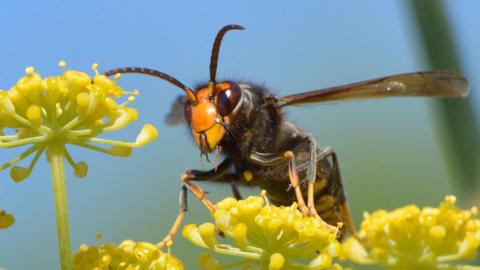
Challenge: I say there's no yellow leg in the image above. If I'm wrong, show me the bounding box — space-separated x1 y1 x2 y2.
285 151 310 216
156 174 217 249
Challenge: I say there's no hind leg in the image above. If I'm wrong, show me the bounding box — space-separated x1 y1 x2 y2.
312 146 360 239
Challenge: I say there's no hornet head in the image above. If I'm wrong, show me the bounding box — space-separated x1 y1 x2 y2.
185 81 242 154
102 24 244 155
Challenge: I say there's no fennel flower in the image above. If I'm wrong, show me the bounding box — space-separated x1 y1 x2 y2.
183 192 343 270
343 195 480 270
73 240 183 270
0 62 158 269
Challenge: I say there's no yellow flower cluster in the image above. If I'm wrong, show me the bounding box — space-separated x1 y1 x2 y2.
0 209 14 229
183 194 343 270
73 240 183 270
0 62 158 181
343 195 480 270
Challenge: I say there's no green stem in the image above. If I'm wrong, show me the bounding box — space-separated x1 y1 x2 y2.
48 144 72 270
409 0 480 193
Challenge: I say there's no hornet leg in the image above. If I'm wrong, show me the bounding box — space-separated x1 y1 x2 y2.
314 146 360 239
156 158 234 249
305 134 319 218
184 157 244 199
156 185 188 249
230 180 243 200
250 151 320 220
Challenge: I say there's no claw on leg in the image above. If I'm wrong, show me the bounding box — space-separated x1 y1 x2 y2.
340 202 365 242
157 173 218 250
156 185 188 249
156 211 186 249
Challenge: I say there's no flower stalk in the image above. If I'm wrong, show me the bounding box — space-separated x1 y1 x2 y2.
48 143 72 270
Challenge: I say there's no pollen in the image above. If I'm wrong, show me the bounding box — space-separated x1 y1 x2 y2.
91 63 99 73
58 60 66 69
243 170 253 181
25 66 35 75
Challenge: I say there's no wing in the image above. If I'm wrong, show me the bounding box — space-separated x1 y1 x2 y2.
164 95 187 126
278 71 469 107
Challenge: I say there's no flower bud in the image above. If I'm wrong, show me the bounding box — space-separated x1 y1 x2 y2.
26 105 42 127
0 91 15 115
0 209 15 229
10 166 30 182
269 253 284 270
135 124 158 146
74 161 88 178
198 223 218 249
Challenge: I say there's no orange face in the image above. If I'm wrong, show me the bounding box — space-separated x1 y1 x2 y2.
185 82 241 154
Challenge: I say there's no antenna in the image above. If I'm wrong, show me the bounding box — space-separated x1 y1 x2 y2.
103 67 197 103
208 24 245 97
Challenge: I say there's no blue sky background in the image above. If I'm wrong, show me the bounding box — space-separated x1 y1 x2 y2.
0 1 479 269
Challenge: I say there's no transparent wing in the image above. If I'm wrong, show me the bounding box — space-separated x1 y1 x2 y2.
164 95 187 126
278 71 469 107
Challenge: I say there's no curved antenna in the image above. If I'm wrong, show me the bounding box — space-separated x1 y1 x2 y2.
209 24 245 96
103 67 197 102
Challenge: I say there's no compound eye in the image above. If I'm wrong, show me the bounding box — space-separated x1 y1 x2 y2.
217 82 241 116
183 101 192 122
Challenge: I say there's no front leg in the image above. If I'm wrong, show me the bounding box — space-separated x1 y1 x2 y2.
156 158 234 249
183 157 244 200
180 157 237 214
183 157 233 181
157 185 190 249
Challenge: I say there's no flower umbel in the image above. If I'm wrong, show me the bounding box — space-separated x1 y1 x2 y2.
183 193 343 270
343 195 480 270
0 62 158 270
73 240 183 270
0 209 14 229
0 62 157 181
